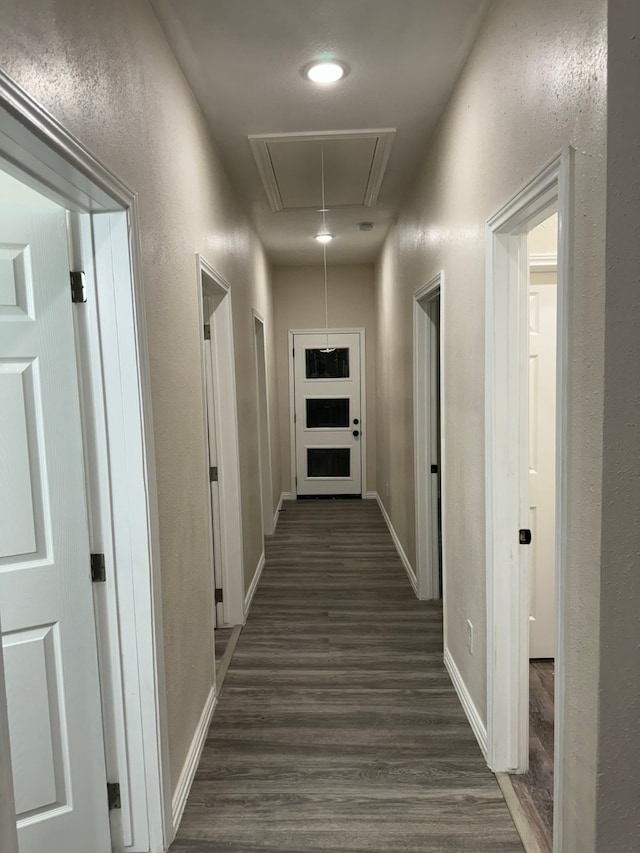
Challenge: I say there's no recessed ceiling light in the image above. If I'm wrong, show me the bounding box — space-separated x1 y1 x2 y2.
315 233 334 244
304 61 348 84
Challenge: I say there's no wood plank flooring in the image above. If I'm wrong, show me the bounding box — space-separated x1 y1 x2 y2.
509 661 555 852
171 499 523 853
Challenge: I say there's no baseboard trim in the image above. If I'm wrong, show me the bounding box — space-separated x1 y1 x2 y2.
273 493 284 530
171 685 217 834
244 551 266 618
495 772 546 853
444 647 488 759
374 493 418 596
364 491 377 499
281 491 294 501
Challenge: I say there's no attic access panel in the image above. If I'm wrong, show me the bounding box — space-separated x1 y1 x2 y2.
249 129 395 212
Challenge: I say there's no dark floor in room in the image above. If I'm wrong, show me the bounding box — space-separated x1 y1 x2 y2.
171 499 523 853
509 660 555 853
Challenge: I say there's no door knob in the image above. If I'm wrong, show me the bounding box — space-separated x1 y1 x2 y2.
353 430 360 437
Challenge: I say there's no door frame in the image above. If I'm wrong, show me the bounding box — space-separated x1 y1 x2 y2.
413 272 445 601
485 149 572 852
0 70 171 851
288 327 367 498
253 309 274 535
197 255 245 628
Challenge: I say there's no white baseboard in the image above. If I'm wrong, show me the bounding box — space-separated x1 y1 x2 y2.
374 492 418 596
364 490 377 499
272 493 284 529
244 551 265 618
444 647 488 759
281 491 294 501
171 685 217 834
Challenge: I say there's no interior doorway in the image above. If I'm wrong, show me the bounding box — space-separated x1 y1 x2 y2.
253 310 274 535
197 257 245 629
485 151 571 853
414 273 444 601
289 329 365 498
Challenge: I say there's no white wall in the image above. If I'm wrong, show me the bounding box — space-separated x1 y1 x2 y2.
596 3 640 849
273 264 377 494
374 1 606 848
0 0 279 795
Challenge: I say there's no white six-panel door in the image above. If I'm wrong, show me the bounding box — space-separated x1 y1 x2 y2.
528 276 557 659
293 332 362 497
0 204 111 852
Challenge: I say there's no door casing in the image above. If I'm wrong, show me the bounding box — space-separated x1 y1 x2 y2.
485 149 572 853
287 327 367 498
414 272 446 602
0 69 171 852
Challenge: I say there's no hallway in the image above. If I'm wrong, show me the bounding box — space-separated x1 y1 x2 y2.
171 500 523 852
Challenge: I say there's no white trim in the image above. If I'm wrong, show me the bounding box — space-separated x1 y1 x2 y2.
0 69 171 852
244 552 266 618
273 493 284 529
282 492 295 501
248 129 395 212
364 491 378 500
198 257 245 628
485 150 572 852
171 686 217 834
413 272 445 601
374 493 418 596
529 252 558 272
0 611 18 853
288 328 367 497
444 648 488 759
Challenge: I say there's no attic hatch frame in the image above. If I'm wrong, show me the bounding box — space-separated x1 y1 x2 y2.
0 69 171 853
248 128 396 212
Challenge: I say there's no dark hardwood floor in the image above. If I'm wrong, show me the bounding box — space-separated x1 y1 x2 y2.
509 661 555 853
172 499 523 853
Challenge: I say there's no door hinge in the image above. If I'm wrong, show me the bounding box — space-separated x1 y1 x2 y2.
215 588 223 604
430 464 439 474
70 270 87 303
519 529 532 545
204 323 211 340
292 348 295 357
107 782 121 811
294 413 297 424
209 466 218 482
91 553 106 583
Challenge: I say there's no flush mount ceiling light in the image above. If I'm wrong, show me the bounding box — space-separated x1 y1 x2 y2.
315 232 334 244
304 60 349 84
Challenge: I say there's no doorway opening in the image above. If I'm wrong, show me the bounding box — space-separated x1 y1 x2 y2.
485 151 572 853
253 310 274 536
289 328 366 498
198 256 245 631
414 273 444 601
0 71 172 853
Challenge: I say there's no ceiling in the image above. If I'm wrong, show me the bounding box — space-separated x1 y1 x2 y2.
150 0 491 265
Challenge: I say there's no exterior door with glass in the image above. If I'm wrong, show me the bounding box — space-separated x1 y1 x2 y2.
293 332 362 497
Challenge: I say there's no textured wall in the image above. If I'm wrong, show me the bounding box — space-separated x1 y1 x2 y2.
273 265 377 495
0 0 278 794
374 0 606 848
596 3 640 849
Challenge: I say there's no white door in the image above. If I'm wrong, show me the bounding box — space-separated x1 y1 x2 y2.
293 332 362 497
203 298 224 626
528 274 557 658
0 204 111 852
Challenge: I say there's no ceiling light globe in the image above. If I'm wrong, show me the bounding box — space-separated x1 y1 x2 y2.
305 61 347 84
315 233 334 244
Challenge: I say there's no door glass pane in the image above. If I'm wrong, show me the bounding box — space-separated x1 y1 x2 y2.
305 348 349 379
307 448 350 478
306 398 349 428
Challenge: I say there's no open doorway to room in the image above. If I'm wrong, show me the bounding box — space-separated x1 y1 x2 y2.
507 213 558 852
414 273 444 601
485 152 571 853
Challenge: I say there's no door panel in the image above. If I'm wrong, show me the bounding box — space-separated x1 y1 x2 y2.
0 204 111 853
294 332 362 496
528 279 557 659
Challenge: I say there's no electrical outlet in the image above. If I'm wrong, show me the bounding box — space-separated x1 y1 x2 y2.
466 619 474 654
